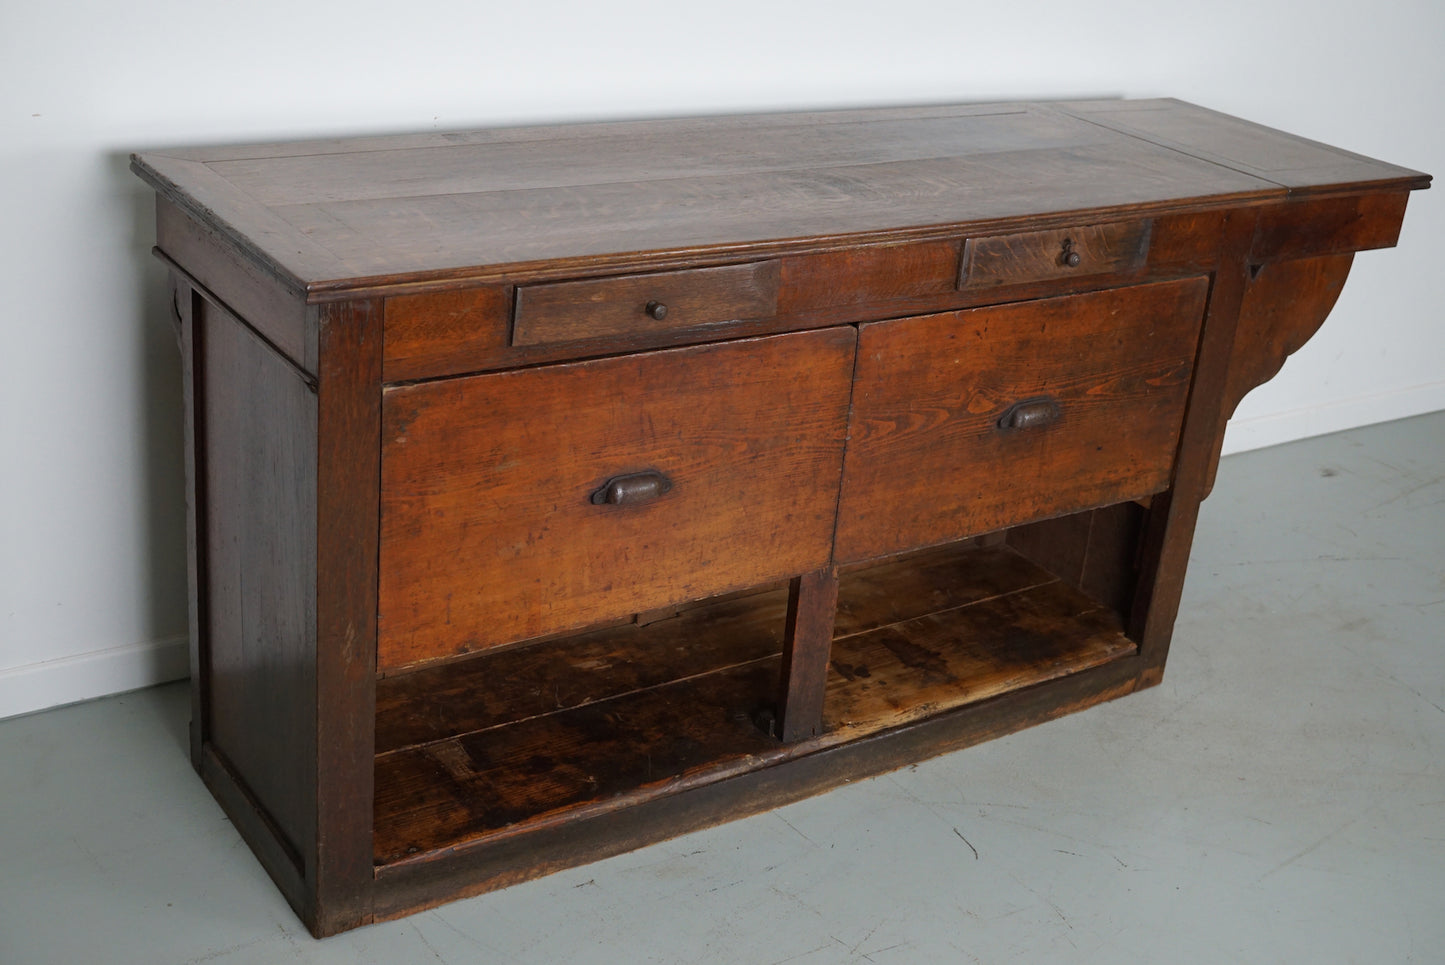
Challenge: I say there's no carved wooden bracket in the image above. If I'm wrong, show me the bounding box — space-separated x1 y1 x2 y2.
1204 252 1356 495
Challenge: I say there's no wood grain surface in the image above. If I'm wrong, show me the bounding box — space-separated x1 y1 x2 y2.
383 285 512 383
377 327 856 669
1006 501 1149 618
513 261 779 346
1060 99 1428 196
133 100 1404 293
373 541 1047 755
199 297 318 874
374 585 791 755
823 578 1134 743
1199 252 1357 497
311 298 385 934
373 212 1235 384
372 542 1134 866
836 278 1209 562
776 568 841 742
959 220 1150 289
143 101 1427 934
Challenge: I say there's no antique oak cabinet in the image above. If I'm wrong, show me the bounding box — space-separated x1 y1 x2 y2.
132 100 1428 936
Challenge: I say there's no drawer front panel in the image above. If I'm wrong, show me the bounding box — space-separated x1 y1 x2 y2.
835 278 1208 563
513 261 780 347
378 327 856 670
960 220 1150 289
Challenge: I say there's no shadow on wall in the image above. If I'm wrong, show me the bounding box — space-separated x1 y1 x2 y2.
114 149 191 682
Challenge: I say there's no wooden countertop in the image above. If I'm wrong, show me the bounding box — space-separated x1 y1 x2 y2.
131 99 1430 294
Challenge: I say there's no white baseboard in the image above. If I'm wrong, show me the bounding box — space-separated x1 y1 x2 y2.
0 636 190 721
1223 380 1445 456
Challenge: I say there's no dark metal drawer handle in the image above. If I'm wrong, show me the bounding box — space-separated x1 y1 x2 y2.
1061 238 1082 268
644 300 668 320
997 398 1061 431
590 470 673 505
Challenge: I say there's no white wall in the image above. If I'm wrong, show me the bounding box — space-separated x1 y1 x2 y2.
2 0 1440 719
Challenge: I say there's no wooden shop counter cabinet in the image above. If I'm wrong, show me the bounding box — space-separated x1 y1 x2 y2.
131 98 1428 936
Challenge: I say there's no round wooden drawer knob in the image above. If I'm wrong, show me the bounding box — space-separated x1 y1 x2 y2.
645 300 668 320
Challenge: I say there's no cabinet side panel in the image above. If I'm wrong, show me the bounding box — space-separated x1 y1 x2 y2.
200 297 319 869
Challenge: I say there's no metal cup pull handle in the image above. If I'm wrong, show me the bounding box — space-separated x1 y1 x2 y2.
590 470 673 505
997 398 1061 431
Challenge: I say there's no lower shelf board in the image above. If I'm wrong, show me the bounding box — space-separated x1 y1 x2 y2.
372 541 1137 869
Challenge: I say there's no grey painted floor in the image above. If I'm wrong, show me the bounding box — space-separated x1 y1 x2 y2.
3 412 1442 964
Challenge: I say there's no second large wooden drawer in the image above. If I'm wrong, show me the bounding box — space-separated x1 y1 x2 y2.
835 278 1209 563
377 327 856 671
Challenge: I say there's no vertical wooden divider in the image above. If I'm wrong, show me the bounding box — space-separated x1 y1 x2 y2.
1129 211 1258 684
312 298 383 935
777 568 841 742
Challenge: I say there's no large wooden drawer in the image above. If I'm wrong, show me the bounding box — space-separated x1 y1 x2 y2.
835 278 1209 562
377 327 856 671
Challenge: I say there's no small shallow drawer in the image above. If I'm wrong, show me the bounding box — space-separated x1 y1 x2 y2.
835 277 1208 563
513 261 780 347
378 326 856 671
960 220 1151 289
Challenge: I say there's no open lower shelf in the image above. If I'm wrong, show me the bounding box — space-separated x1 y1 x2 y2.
372 540 1137 868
